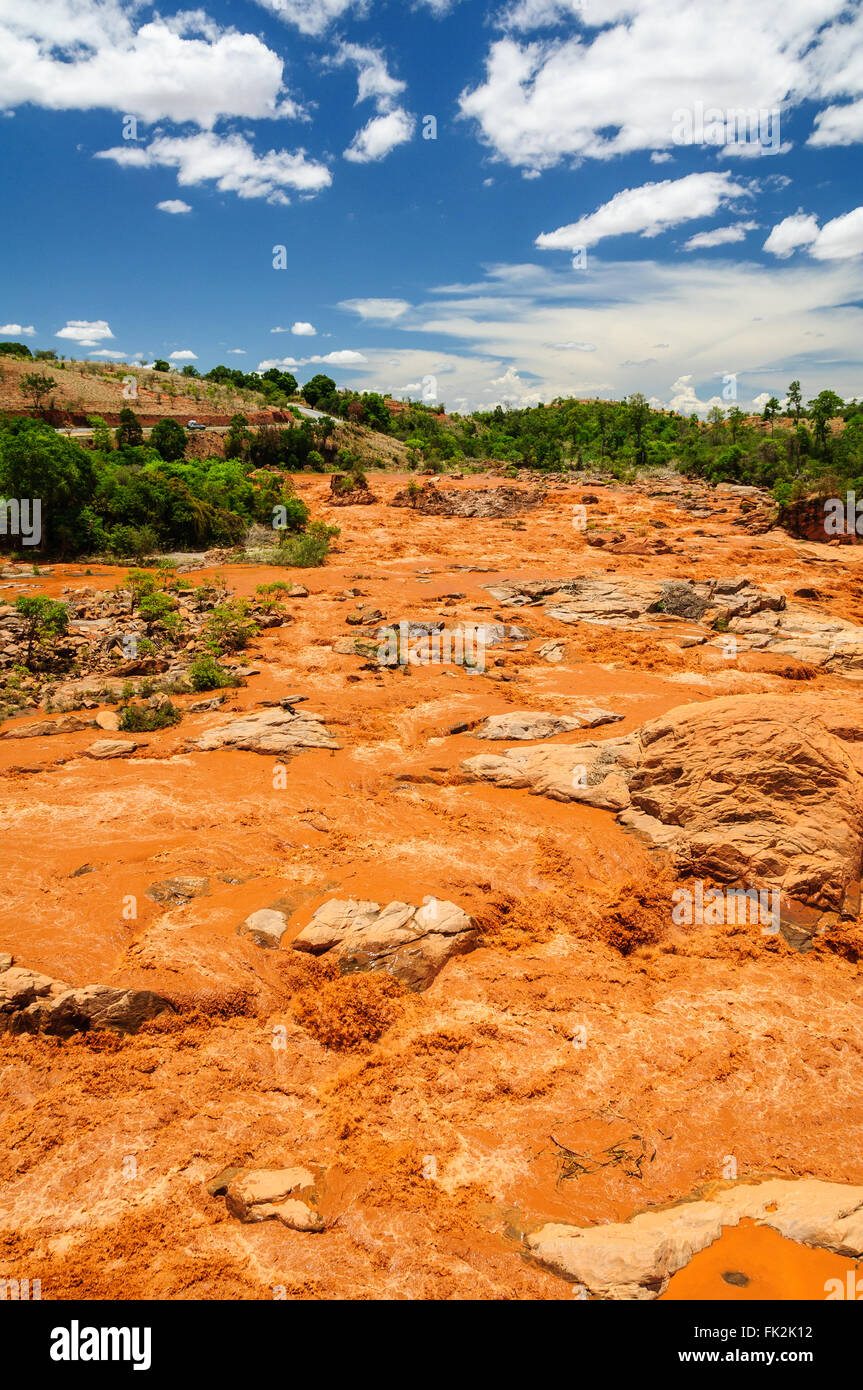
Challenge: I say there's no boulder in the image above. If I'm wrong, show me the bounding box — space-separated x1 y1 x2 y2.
237 907 289 950
187 707 339 755
0 958 173 1037
86 739 138 759
224 1167 323 1232
463 695 863 917
293 896 477 991
3 714 96 739
527 1179 863 1300
147 876 209 904
472 707 621 741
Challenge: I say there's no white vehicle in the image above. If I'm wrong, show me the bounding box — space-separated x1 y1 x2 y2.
186 419 206 431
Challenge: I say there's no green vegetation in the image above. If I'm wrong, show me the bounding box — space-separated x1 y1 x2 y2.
0 415 312 558
14 596 68 666
119 700 182 733
188 654 240 691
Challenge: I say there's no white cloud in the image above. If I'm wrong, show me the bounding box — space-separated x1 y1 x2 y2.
0 322 35 335
169 350 198 361
328 43 407 108
345 109 415 162
96 131 331 206
684 221 757 250
811 207 863 261
89 349 127 359
55 319 114 347
763 212 821 257
256 349 368 370
763 207 863 263
0 2 292 126
339 298 411 322
227 349 246 355
669 374 725 415
327 44 415 164
310 350 368 365
291 322 317 336
156 199 192 214
460 1 849 170
251 0 368 36
537 172 749 251
550 341 596 351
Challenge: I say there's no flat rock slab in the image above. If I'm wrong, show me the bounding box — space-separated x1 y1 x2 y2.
527 1179 863 1300
187 707 339 755
3 715 96 739
472 707 622 741
293 896 478 991
86 739 138 759
463 694 863 917
148 877 210 904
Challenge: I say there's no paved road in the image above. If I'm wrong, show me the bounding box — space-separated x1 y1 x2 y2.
55 404 328 437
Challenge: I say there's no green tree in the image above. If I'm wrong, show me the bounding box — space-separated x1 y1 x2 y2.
787 380 803 425
626 393 650 466
808 389 844 455
153 359 170 373
116 407 144 448
151 417 187 462
21 372 56 411
302 374 337 409
0 419 95 553
14 596 69 666
761 397 780 437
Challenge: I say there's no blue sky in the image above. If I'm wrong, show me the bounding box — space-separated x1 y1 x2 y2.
1 0 862 412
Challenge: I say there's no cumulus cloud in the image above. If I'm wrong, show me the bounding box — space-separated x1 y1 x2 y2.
764 208 863 261
536 172 749 251
460 0 849 170
339 298 412 321
328 42 416 163
0 322 35 335
156 199 192 214
89 349 127 359
55 319 114 347
0 2 292 126
291 322 317 336
227 349 246 355
763 212 821 258
169 350 198 361
96 131 331 206
257 349 368 371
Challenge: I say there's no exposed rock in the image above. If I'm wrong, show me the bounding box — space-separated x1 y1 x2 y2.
95 710 120 732
187 707 340 755
224 1167 323 1231
237 907 289 950
537 639 567 663
472 706 622 741
527 1179 863 1300
464 695 863 917
293 896 477 991
85 738 138 759
392 482 544 518
3 714 96 739
148 876 210 904
329 474 378 506
0 958 172 1036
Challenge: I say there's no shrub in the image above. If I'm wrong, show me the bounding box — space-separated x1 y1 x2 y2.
119 700 182 732
264 521 338 568
204 598 258 653
188 654 240 691
14 596 68 666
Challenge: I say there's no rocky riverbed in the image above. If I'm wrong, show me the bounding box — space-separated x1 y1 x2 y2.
0 470 861 1300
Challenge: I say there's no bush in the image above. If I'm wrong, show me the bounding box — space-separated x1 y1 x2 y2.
204 598 258 653
119 700 182 732
271 521 339 568
188 654 240 691
151 418 187 462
